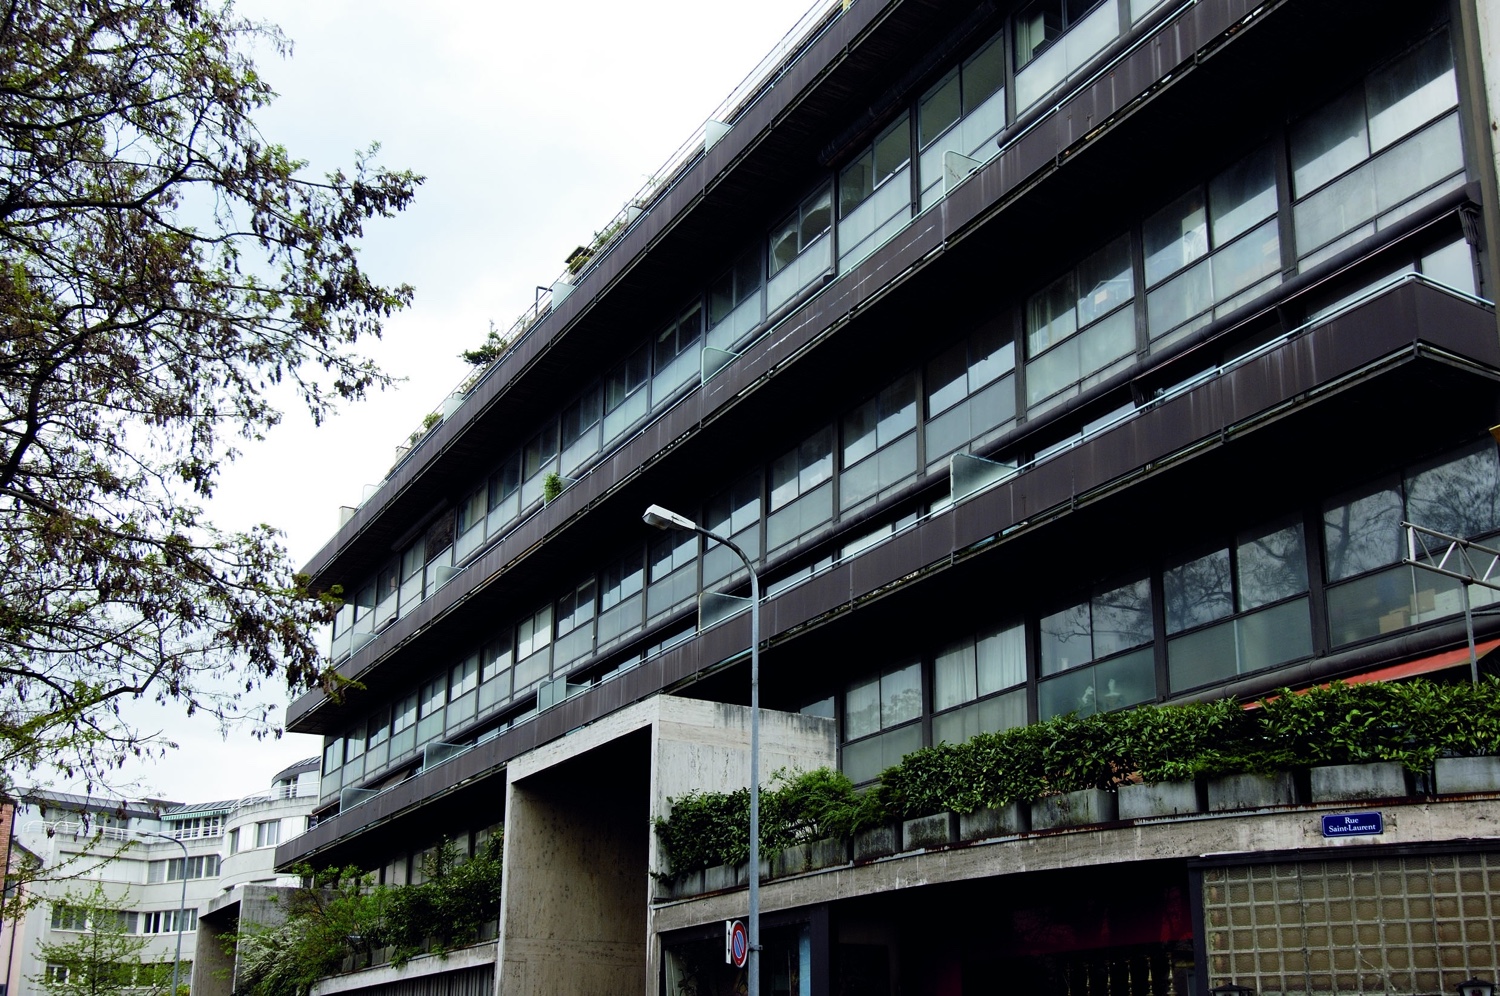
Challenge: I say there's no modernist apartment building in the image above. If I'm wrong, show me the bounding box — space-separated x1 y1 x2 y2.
5 761 319 996
279 0 1500 993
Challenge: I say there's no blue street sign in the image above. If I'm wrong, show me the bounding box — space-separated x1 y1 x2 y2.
1321 812 1383 837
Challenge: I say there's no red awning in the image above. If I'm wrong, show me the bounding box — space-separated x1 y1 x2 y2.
1245 638 1500 708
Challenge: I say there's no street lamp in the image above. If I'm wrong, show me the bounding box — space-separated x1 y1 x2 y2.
135 830 190 996
642 503 762 996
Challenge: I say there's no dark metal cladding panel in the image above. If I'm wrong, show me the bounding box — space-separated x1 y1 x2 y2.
1418 287 1500 364
698 612 752 669
919 508 957 567
951 484 1014 552
849 528 923 602
776 563 852 633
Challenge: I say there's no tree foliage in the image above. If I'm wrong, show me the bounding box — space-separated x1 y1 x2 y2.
0 0 421 787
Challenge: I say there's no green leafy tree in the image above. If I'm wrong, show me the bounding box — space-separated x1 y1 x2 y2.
0 0 421 788
32 886 173 996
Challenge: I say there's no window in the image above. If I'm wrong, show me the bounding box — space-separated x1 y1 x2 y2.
554 577 597 665
707 248 765 353
521 421 560 508
456 485 488 560
365 705 391 769
840 374 918 514
398 541 424 619
767 186 833 313
486 451 523 535
141 909 197 934
479 635 514 712
1024 234 1136 412
51 904 90 932
1037 578 1155 719
1014 0 1119 111
843 663 923 783
1290 32 1462 268
447 653 479 728
375 561 400 628
933 621 1027 744
598 550 646 647
603 346 650 443
1144 145 1282 347
560 385 602 475
925 325 1016 469
1323 441 1500 645
839 114 913 268
702 474 762 590
767 427 835 553
1165 518 1313 692
417 674 446 742
253 821 280 849
390 691 418 757
917 34 1006 210
647 530 698 622
166 814 224 839
652 302 703 401
150 854 220 882
514 605 554 690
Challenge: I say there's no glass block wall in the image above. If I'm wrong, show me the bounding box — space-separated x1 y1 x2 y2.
1202 855 1500 995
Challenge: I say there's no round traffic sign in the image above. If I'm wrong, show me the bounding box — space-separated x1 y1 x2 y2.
729 920 749 968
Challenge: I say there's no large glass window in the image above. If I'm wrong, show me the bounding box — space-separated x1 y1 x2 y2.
707 247 764 353
603 346 650 443
1324 442 1500 645
1290 32 1463 268
647 531 698 623
933 622 1027 744
1144 146 1282 348
842 662 923 783
447 653 479 729
653 302 703 402
554 577 597 666
390 691 417 758
917 34 1007 211
1038 578 1155 719
417 674 446 743
840 374 918 514
839 114 913 269
455 485 488 561
598 549 646 648
767 427 835 554
486 451 522 536
515 605 553 690
925 326 1016 470
520 421 560 508
560 385 602 476
767 186 833 314
1014 0 1120 111
702 474 762 590
479 636 513 713
1025 235 1137 413
1165 519 1313 692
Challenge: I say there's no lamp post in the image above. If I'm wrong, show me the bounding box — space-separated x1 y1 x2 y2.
135 830 190 996
642 503 762 996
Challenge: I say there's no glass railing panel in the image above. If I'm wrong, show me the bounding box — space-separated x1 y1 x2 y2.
1025 306 1135 412
597 594 644 648
553 623 595 667
705 294 764 354
1131 0 1171 21
766 481 834 554
455 523 485 562
398 575 423 619
561 429 600 478
838 166 913 272
918 87 1006 211
445 690 477 729
766 233 831 314
652 343 702 405
513 647 551 691
602 390 650 445
1016 0 1120 113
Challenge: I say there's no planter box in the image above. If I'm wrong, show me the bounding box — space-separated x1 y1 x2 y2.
703 863 736 892
957 803 1029 841
1030 788 1118 829
771 843 809 879
1207 772 1296 811
902 812 957 851
807 836 848 870
670 868 704 898
1119 779 1202 820
733 857 770 887
1310 761 1410 803
1435 755 1500 795
852 824 900 861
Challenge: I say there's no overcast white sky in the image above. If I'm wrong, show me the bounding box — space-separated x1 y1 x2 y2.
104 0 822 802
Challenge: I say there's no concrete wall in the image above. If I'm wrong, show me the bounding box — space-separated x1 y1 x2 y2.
494 693 836 996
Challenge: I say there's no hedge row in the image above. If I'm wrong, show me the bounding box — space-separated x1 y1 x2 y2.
656 677 1500 874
